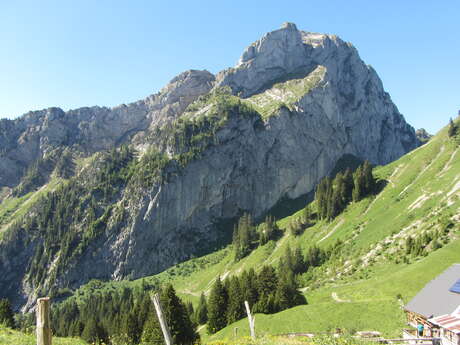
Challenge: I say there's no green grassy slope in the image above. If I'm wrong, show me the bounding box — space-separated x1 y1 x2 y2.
0 177 64 239
201 124 459 340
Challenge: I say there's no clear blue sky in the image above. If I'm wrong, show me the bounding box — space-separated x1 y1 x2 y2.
1 1 458 133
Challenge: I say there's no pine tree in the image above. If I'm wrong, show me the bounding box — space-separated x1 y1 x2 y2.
362 160 375 195
289 218 303 236
140 314 163 345
81 317 105 343
282 246 294 273
233 213 255 261
352 165 364 202
257 266 278 298
0 298 15 328
274 273 293 312
306 246 326 268
195 293 208 325
124 311 141 344
253 293 275 314
137 293 152 332
315 178 328 219
342 168 354 203
241 268 258 307
303 204 312 224
207 277 228 334
448 118 457 137
185 301 194 320
161 284 199 345
292 246 306 275
259 215 278 245
226 276 245 324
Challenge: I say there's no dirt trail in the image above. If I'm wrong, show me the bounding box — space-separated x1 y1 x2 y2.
331 292 351 303
319 219 344 243
398 145 445 197
180 288 200 297
438 147 459 177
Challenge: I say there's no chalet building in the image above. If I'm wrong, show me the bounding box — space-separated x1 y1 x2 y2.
404 264 460 345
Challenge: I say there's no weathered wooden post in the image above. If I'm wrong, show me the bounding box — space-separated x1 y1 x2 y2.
36 297 52 345
244 300 255 339
151 293 173 345
234 327 238 338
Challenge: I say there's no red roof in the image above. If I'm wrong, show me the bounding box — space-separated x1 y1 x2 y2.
430 314 460 334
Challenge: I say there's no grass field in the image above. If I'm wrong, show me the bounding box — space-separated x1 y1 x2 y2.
0 325 87 345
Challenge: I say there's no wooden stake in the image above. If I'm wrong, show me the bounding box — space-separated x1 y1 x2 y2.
244 300 255 339
36 297 52 345
151 293 173 345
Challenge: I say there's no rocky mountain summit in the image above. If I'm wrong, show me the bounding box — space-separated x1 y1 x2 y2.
0 23 419 310
0 70 215 189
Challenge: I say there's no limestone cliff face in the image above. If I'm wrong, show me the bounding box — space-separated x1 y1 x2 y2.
0 23 418 310
0 70 215 188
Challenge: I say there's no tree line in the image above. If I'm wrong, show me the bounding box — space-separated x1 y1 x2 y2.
232 214 281 261
316 161 376 221
205 241 340 334
49 281 198 345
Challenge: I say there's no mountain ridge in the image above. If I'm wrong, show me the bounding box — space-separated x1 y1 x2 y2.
0 23 419 311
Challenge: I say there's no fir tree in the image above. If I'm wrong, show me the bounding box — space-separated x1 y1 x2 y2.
448 118 457 137
292 246 306 275
342 168 354 203
140 314 163 345
362 160 375 195
252 266 278 314
233 213 255 261
124 311 141 344
306 246 326 268
161 284 199 345
303 204 312 224
256 266 278 298
289 218 303 236
0 298 15 328
207 277 228 334
185 301 194 320
226 276 245 324
81 317 106 343
195 293 208 325
274 268 307 312
315 178 329 220
241 268 258 307
259 215 278 245
352 165 364 202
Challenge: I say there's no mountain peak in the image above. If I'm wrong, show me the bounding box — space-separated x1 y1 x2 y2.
280 21 298 30
215 24 360 99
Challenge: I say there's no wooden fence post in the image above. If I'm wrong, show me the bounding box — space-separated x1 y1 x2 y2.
151 293 173 345
244 300 255 339
36 297 52 345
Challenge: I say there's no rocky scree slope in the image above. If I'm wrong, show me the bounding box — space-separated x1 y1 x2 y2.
0 23 418 310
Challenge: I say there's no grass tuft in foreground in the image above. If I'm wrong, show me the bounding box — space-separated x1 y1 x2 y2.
207 335 374 345
0 324 87 345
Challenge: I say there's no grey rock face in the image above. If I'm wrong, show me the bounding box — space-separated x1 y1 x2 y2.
0 70 214 187
0 23 419 310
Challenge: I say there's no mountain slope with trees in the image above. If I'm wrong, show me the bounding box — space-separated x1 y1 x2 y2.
7 117 454 344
